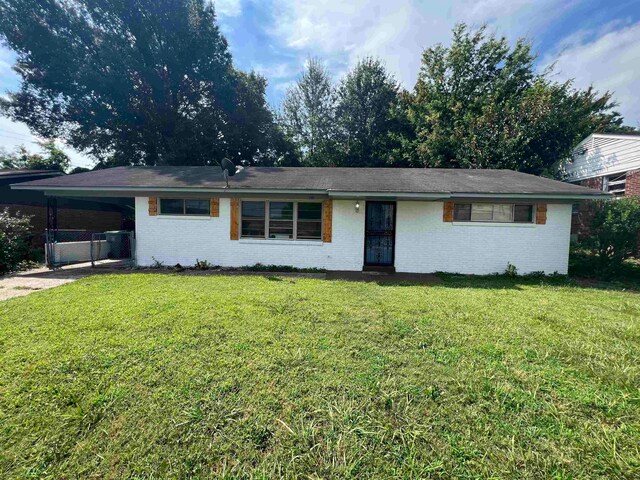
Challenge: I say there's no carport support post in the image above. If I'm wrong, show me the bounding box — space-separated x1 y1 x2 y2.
46 197 58 269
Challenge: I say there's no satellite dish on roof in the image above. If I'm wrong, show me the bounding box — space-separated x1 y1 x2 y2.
221 158 237 177
220 158 237 188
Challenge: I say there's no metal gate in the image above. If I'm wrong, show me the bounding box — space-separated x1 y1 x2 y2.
45 229 135 269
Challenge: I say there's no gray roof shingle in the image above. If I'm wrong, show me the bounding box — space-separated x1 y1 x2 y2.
12 166 606 197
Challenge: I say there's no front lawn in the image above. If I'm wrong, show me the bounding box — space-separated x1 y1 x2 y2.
0 274 638 478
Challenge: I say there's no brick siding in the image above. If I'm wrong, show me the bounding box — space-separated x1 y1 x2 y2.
571 178 604 241
626 170 640 197
136 197 573 275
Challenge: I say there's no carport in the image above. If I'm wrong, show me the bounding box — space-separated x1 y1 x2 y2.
42 195 135 269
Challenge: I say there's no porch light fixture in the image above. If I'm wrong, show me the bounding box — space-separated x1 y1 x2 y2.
355 201 361 212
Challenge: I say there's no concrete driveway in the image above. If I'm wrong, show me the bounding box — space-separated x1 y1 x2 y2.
0 264 97 301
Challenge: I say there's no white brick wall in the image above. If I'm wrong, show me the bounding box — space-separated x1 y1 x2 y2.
135 197 572 274
395 201 572 274
135 197 365 270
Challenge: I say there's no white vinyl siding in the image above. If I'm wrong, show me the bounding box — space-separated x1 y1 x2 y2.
564 134 640 182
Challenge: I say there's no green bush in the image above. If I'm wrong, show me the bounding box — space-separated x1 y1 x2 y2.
0 208 34 275
585 198 640 271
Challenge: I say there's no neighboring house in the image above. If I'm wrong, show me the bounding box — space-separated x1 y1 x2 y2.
564 133 640 196
563 133 640 239
13 166 606 275
1 168 128 245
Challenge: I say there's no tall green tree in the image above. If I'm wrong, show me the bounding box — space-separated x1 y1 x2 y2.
335 58 405 167
405 23 627 176
0 141 70 172
0 0 285 166
280 59 337 166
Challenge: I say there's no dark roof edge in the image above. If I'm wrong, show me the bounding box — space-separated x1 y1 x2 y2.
11 183 610 200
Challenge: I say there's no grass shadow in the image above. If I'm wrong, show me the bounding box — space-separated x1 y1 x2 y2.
569 251 640 293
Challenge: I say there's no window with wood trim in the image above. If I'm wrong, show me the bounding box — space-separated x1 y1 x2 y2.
240 200 323 240
453 203 534 223
159 198 210 216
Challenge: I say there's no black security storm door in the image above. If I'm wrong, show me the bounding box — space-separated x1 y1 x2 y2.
364 201 396 266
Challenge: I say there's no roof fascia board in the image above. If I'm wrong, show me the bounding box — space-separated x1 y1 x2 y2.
327 191 450 199
452 192 609 200
12 185 607 201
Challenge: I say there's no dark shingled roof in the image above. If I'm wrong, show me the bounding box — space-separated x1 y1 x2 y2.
0 168 63 178
12 166 605 197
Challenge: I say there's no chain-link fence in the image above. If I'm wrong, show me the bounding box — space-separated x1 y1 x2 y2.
45 229 135 269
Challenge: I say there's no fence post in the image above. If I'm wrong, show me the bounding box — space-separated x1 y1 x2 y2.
129 231 136 267
90 233 95 267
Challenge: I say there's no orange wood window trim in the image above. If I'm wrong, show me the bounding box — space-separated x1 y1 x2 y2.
210 198 220 217
230 198 239 240
322 199 333 243
148 197 158 216
535 203 547 225
443 201 454 222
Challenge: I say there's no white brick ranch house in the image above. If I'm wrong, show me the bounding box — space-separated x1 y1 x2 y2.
14 166 607 275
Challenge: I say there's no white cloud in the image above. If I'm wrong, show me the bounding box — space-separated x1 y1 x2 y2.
266 0 576 92
0 59 11 77
269 0 454 88
213 0 242 17
0 47 18 85
542 22 640 127
272 79 295 94
254 62 300 80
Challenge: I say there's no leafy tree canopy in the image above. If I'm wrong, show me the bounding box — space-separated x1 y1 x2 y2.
336 58 407 167
0 141 70 172
280 59 338 166
0 0 288 167
404 23 629 176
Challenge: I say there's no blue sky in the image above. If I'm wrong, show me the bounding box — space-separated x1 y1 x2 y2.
1 0 639 168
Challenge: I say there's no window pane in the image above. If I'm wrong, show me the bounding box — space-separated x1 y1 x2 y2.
269 220 293 239
453 204 471 221
242 201 265 219
241 220 265 238
514 204 533 223
297 221 322 239
160 199 183 215
270 202 294 220
185 199 210 215
493 204 513 222
241 201 265 237
298 202 322 220
471 204 493 221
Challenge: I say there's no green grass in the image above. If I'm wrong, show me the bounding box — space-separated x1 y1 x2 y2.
1 274 639 479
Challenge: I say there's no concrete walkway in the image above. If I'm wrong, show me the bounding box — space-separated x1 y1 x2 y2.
0 263 101 301
326 270 440 284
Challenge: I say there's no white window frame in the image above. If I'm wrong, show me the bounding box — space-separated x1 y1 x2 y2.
240 200 324 241
159 198 210 216
453 203 535 224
